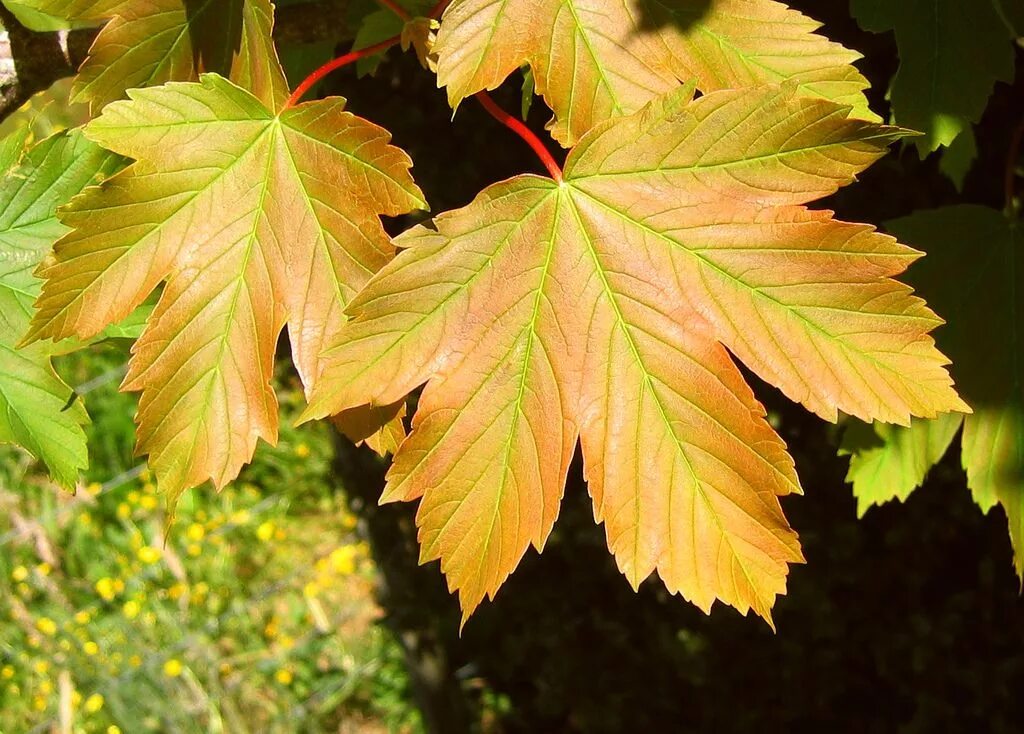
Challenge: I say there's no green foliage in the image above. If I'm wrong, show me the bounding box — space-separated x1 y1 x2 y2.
0 131 120 487
843 206 1024 573
850 0 1017 154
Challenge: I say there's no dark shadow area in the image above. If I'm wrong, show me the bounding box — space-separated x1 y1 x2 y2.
184 0 245 75
634 0 713 33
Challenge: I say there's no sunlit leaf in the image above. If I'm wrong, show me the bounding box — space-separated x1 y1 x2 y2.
27 74 425 504
305 86 966 622
435 0 876 145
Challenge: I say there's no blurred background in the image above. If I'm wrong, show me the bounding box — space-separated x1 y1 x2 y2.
2 0 1024 732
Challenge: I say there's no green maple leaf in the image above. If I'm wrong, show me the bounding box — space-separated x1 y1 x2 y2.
26 74 425 505
305 85 967 623
0 130 121 487
13 0 289 111
851 0 1017 154
843 206 1023 574
434 0 877 146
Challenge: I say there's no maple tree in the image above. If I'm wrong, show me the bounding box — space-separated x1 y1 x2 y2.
0 0 1019 628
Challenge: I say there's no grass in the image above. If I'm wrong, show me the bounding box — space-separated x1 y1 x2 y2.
0 343 423 733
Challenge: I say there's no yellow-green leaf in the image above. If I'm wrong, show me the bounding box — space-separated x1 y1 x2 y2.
27 74 425 504
305 86 966 623
840 415 961 516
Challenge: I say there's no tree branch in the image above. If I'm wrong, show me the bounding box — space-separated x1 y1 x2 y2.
0 4 74 120
0 0 354 122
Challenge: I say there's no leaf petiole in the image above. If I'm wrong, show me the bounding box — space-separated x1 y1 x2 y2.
284 36 402 109
475 91 563 182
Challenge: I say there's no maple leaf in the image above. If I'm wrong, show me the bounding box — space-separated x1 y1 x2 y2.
26 74 425 504
434 0 877 146
840 414 962 517
0 130 121 487
304 85 967 623
843 205 1022 573
16 0 289 112
851 0 1017 154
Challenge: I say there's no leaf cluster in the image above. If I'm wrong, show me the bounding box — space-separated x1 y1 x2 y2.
0 0 1017 625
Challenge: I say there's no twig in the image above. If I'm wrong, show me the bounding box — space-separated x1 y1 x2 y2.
475 91 563 181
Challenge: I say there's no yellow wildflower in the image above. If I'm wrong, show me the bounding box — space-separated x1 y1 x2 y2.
83 641 99 656
168 583 186 600
329 546 357 575
256 521 274 542
113 578 125 594
122 600 140 620
139 467 151 482
72 690 82 706
129 655 142 668
137 546 162 564
86 482 102 496
186 523 205 542
11 565 28 582
127 490 140 504
274 668 294 685
303 581 320 598
274 528 286 541
95 577 116 601
16 582 30 597
84 693 104 713
187 544 201 557
35 562 51 577
39 680 53 695
140 495 158 511
116 503 130 520
74 610 91 625
163 659 183 678
230 510 251 525
108 726 123 734
294 443 311 458
32 660 49 675
32 695 45 711
59 640 71 652
35 617 57 636
79 512 92 526
1 665 13 679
